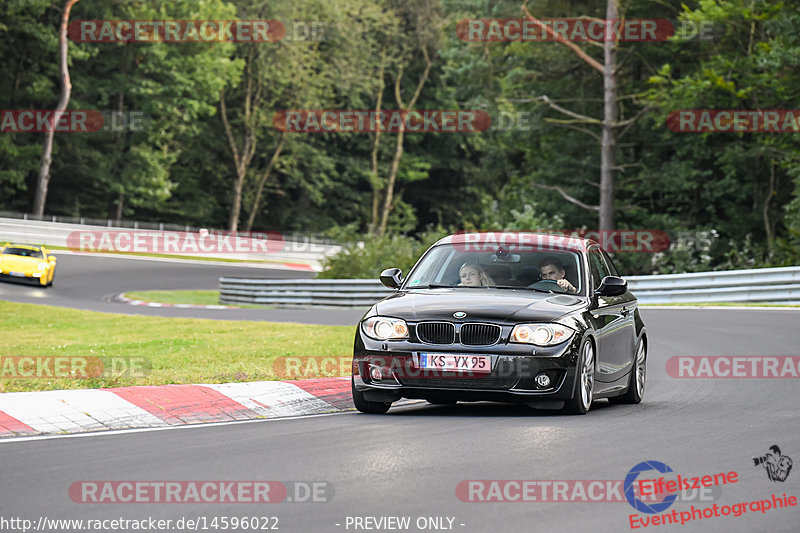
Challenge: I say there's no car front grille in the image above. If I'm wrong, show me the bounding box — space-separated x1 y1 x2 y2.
416 322 455 344
399 375 518 390
460 323 501 346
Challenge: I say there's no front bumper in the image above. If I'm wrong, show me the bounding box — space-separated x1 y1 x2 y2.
353 333 582 404
0 271 43 284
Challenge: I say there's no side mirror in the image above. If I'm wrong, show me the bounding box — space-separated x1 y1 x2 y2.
595 275 627 297
48 256 57 263
379 267 404 289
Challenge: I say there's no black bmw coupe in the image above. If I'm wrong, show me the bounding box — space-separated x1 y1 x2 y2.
351 232 647 415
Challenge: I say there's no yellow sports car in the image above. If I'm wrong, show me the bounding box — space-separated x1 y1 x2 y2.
0 244 57 287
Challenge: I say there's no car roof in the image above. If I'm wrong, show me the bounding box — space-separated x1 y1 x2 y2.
434 232 597 253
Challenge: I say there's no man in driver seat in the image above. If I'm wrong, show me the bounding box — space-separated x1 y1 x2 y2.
538 257 578 293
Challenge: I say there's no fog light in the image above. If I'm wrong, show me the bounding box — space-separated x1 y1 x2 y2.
370 366 383 381
535 373 551 388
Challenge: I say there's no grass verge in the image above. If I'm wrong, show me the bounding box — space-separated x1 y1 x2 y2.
125 290 222 306
0 301 353 392
123 290 266 308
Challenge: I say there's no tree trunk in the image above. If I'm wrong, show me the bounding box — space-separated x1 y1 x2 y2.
220 66 258 232
32 0 80 216
113 91 125 224
377 47 431 235
114 191 124 223
245 133 285 232
368 50 387 234
763 162 776 257
229 175 244 232
378 127 405 235
599 0 619 231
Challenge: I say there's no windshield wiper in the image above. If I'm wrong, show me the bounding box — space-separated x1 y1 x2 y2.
495 285 554 294
409 283 454 289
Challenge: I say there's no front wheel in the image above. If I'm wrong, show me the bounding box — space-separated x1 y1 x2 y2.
610 337 646 405
564 339 595 415
351 377 391 414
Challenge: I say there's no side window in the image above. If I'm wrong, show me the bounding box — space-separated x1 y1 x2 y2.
588 248 610 290
601 250 619 277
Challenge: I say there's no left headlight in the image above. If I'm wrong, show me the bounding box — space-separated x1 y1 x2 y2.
38 262 48 271
510 323 575 346
361 316 409 340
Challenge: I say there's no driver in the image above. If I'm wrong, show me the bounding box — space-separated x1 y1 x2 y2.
458 263 494 287
538 257 577 293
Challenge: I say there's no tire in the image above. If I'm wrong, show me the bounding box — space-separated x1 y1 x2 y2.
564 338 595 415
610 337 646 405
351 377 391 414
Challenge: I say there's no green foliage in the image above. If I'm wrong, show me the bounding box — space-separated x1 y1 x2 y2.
1 0 799 273
318 226 449 279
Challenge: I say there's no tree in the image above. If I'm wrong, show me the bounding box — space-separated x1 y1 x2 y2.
646 0 800 263
220 0 389 232
368 0 440 235
521 0 649 230
32 0 79 216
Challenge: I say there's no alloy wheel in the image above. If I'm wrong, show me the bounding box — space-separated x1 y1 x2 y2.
580 341 595 410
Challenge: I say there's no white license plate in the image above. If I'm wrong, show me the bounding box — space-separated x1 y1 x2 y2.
419 353 492 373
9 272 25 277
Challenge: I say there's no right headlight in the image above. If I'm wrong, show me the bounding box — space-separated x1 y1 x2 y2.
361 316 409 340
510 323 575 346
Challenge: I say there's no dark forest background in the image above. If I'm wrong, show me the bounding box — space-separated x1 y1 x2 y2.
2 0 799 275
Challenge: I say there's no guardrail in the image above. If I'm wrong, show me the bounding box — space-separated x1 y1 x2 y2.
0 211 338 244
220 279 393 306
626 266 800 304
0 216 340 267
220 266 800 307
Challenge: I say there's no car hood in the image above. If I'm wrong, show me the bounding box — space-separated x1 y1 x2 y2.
0 255 41 272
375 288 585 323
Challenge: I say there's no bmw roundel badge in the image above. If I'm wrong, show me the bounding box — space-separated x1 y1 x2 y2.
453 311 467 319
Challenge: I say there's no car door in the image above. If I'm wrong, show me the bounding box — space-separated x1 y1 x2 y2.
588 246 636 382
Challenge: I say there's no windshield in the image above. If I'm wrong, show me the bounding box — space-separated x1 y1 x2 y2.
404 243 584 295
2 247 43 258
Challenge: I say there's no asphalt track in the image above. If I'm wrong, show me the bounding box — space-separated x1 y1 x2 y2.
0 253 365 325
1 307 799 532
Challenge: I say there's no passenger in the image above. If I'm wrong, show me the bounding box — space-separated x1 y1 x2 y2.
538 257 578 293
458 262 494 287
